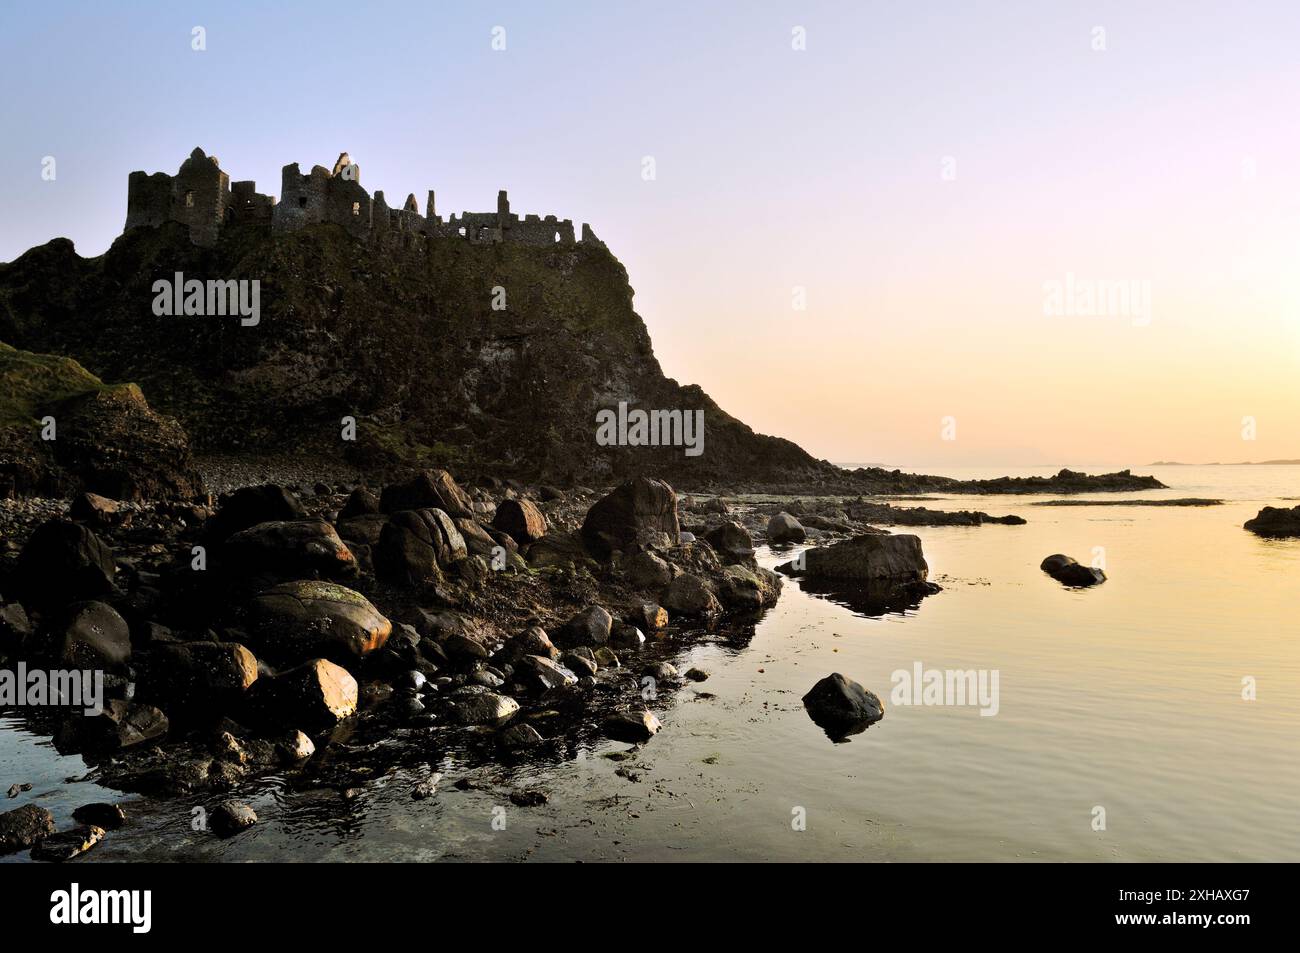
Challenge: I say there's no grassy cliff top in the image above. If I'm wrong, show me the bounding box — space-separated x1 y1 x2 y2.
0 340 113 426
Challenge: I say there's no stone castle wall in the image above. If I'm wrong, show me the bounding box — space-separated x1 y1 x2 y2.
124 148 606 250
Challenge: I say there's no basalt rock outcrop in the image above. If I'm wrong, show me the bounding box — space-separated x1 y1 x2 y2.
0 217 826 488
1243 505 1300 538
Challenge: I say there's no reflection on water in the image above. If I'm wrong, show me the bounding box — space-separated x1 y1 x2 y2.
3 465 1299 862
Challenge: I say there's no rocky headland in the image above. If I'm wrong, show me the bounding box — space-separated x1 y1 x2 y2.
0 150 1174 858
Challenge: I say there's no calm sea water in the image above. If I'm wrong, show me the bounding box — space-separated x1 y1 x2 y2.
3 465 1298 862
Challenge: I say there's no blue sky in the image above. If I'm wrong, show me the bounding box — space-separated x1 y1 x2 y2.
2 1 1298 464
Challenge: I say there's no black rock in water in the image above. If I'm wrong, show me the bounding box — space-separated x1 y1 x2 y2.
802 673 885 741
1040 554 1106 587
1243 505 1300 538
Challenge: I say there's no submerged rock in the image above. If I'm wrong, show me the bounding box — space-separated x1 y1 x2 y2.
802 673 884 741
1040 554 1106 587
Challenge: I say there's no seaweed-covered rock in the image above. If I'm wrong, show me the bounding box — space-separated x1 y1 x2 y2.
0 342 203 500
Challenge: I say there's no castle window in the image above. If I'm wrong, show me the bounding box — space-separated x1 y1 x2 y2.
352 202 360 216
554 231 561 242
298 196 308 208
184 191 194 208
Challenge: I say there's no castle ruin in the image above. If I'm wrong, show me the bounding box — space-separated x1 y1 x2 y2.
125 148 605 250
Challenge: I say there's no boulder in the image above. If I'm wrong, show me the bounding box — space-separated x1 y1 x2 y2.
767 512 807 544
603 709 661 744
609 622 646 650
245 658 358 733
375 508 466 584
580 477 680 560
72 803 127 829
380 469 474 518
140 641 258 711
336 513 388 547
16 518 116 607
1040 554 1106 587
802 673 884 740
244 580 392 665
498 626 560 662
636 602 668 631
455 517 503 558
621 550 673 590
78 699 169 753
780 533 929 584
661 573 721 616
68 491 119 527
206 484 305 541
0 602 32 655
717 565 782 611
210 801 258 838
338 487 380 519
492 498 548 545
704 520 756 565
0 804 56 855
498 722 544 749
514 654 579 692
222 519 357 581
30 824 104 862
561 651 598 677
555 605 613 648
524 530 590 570
56 600 131 669
447 691 520 726
1244 505 1300 538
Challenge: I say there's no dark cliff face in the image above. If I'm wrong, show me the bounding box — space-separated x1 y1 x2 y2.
0 223 827 488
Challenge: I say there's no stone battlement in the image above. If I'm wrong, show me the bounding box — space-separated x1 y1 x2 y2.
125 148 605 250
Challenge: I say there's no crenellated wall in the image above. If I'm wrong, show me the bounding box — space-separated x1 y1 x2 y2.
125 148 607 250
